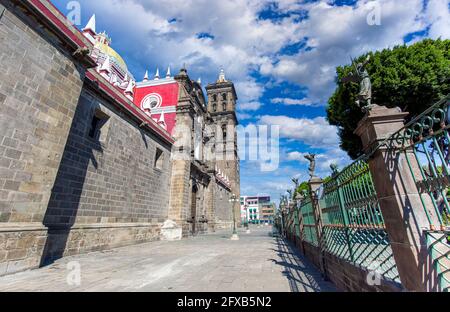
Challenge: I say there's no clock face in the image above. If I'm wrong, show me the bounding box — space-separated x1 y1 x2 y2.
141 93 162 112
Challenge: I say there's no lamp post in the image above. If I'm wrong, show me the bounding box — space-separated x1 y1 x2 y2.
229 193 239 241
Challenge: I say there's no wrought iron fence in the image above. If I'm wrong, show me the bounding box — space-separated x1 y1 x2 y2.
384 95 450 291
426 232 450 292
320 158 400 282
280 96 450 291
285 206 295 238
300 197 319 246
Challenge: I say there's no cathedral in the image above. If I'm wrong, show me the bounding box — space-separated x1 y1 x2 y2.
81 14 241 235
0 1 240 275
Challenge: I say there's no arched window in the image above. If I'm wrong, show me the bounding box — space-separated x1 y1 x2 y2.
222 125 227 141
212 94 217 102
222 102 227 111
213 103 217 112
222 93 227 101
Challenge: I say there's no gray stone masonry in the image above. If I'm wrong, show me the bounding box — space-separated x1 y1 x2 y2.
0 1 88 275
0 1 86 225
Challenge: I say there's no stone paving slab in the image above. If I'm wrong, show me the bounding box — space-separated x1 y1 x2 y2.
0 227 336 292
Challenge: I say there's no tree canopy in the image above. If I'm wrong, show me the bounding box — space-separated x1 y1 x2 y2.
327 39 450 159
296 182 310 195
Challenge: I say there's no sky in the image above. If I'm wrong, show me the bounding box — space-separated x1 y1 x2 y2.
53 0 450 205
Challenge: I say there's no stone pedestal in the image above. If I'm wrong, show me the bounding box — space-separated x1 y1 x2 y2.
309 177 326 277
160 220 182 241
309 177 324 243
354 105 440 291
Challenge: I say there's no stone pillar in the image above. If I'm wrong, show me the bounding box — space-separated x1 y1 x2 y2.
309 177 326 276
296 207 305 254
355 105 440 291
309 177 323 243
293 206 301 241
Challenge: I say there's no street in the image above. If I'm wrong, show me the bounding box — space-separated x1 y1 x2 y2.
0 226 335 292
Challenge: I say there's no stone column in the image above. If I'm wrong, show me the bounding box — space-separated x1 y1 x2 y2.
354 105 440 291
309 178 324 243
309 177 326 276
293 206 301 243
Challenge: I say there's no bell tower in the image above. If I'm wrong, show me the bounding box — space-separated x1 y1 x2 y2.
206 69 240 218
206 69 237 115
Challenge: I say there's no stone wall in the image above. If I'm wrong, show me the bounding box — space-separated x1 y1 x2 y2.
0 0 241 276
41 85 172 264
297 241 403 292
214 183 233 230
0 0 176 274
323 250 403 292
0 1 87 275
281 225 403 292
0 1 86 224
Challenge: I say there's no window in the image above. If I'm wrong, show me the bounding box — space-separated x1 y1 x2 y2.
88 115 101 139
222 125 227 141
88 109 110 141
154 148 164 170
222 102 227 111
213 94 217 102
213 103 217 112
222 93 227 101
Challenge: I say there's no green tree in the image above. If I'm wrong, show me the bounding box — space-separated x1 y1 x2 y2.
327 39 450 159
296 181 310 195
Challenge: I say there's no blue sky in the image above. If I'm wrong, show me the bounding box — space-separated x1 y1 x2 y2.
53 0 449 204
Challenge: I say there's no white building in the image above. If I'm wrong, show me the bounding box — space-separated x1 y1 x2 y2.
240 196 272 224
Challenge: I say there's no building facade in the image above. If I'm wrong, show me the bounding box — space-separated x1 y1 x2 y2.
0 0 240 276
240 196 274 225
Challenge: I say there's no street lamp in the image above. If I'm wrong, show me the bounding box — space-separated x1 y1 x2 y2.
229 193 239 241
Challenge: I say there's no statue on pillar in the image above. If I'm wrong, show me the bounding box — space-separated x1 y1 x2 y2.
292 178 299 190
287 189 293 200
343 55 374 113
304 153 316 179
330 163 339 178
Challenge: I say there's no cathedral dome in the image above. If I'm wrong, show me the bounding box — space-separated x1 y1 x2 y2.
95 40 128 74
92 31 132 81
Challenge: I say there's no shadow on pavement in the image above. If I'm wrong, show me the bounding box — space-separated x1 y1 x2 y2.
270 237 336 292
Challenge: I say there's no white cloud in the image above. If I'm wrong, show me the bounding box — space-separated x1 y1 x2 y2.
315 148 352 172
286 151 308 162
259 115 340 148
239 101 262 111
271 97 314 106
286 148 351 177
75 0 303 106
260 0 433 103
73 0 448 108
237 112 253 120
425 0 450 39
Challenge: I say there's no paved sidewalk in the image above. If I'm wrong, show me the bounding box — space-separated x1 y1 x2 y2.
0 227 336 292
